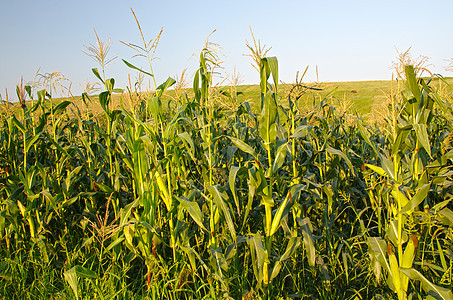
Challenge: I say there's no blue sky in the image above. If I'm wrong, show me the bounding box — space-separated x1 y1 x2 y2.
1 0 453 99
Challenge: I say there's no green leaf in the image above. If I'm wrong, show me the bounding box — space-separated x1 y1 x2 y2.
105 237 125 252
291 125 312 138
66 166 83 189
37 89 47 104
11 115 25 133
399 183 430 215
120 199 139 226
259 92 278 150
365 164 387 177
247 233 266 284
207 185 236 241
92 68 104 84
148 96 162 122
227 136 257 159
413 124 431 157
391 125 411 156
64 268 79 299
366 237 391 276
269 192 292 236
404 65 421 117
431 92 448 114
0 211 5 235
326 146 355 176
436 238 448 271
260 58 269 94
299 217 316 267
400 268 453 300
178 196 207 231
270 237 301 281
438 208 453 226
387 219 408 246
357 118 378 155
34 236 49 263
391 185 410 208
54 100 71 114
64 265 97 300
99 91 111 113
228 166 242 215
177 132 195 160
380 154 395 180
122 59 154 77
72 265 96 278
271 143 288 174
265 57 279 92
25 133 40 153
105 78 115 92
157 77 176 97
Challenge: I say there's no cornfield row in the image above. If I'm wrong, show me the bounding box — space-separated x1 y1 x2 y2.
0 42 452 299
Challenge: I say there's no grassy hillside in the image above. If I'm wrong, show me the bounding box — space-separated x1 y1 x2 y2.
4 77 453 122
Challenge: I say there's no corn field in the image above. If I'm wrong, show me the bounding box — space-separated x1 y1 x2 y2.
0 33 453 299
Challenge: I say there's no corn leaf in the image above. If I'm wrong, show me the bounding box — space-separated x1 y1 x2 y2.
391 125 411 155
399 183 430 215
413 124 431 157
326 146 355 176
271 143 288 175
365 164 387 177
438 208 453 226
208 185 236 241
25 133 40 153
228 166 242 215
11 115 25 133
299 217 316 267
400 268 453 300
177 132 195 160
157 77 176 97
248 233 266 284
64 265 97 300
404 65 421 117
178 196 207 231
54 100 71 114
269 192 291 236
380 154 396 180
366 237 391 275
259 92 278 150
106 237 125 252
265 57 279 92
270 237 301 281
91 68 104 84
358 119 378 155
291 125 312 138
122 59 154 77
228 136 257 159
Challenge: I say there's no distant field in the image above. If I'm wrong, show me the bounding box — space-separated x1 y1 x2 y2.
71 77 453 116
4 77 453 120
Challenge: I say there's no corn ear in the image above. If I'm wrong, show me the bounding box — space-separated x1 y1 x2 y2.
17 200 26 216
401 235 417 268
401 235 418 293
263 256 270 286
124 224 135 247
154 171 171 210
388 244 401 294
17 200 35 238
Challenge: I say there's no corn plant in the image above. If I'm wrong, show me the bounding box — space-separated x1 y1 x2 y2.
364 66 453 300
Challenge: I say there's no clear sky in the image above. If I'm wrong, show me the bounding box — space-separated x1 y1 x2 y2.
1 0 453 99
